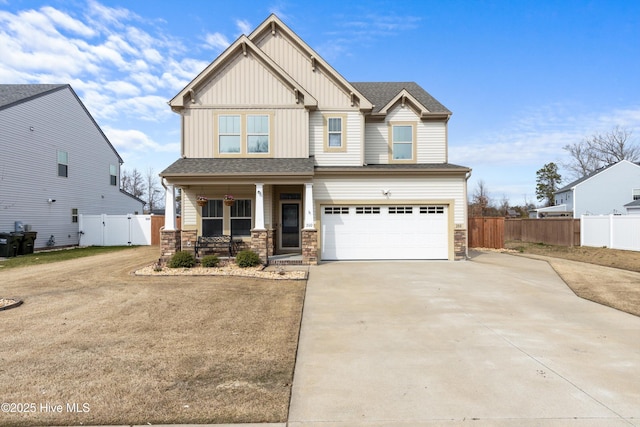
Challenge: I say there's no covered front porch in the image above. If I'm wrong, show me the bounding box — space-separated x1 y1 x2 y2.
159 158 318 265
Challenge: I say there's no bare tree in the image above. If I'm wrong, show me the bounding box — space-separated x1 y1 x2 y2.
563 126 639 179
120 168 145 199
145 167 163 212
470 180 491 217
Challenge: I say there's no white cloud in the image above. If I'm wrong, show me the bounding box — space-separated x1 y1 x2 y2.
236 19 252 35
103 126 178 153
204 32 230 51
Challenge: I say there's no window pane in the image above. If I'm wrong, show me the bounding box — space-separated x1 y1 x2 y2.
202 219 223 236
202 200 223 217
328 133 342 147
248 135 269 153
110 175 117 186
231 219 251 237
393 126 412 142
58 163 68 177
231 199 251 217
328 117 341 132
219 135 240 153
58 150 68 164
219 115 240 133
393 143 412 160
247 115 268 133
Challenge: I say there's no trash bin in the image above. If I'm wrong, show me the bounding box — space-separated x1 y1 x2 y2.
0 232 20 257
10 232 24 256
21 231 37 255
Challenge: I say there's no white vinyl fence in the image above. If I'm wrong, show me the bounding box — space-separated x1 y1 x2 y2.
79 214 152 246
581 214 640 251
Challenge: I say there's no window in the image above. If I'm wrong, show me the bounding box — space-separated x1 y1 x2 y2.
355 206 380 214
324 206 349 215
389 206 412 214
420 206 444 214
71 208 78 223
202 200 223 236
218 115 241 153
57 150 68 177
323 114 347 152
247 115 269 153
231 199 252 237
110 164 117 186
391 125 414 161
633 189 640 201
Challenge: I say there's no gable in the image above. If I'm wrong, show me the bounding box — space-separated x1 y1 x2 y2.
249 15 372 111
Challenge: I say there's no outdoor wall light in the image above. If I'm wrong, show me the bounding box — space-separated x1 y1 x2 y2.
47 199 56 203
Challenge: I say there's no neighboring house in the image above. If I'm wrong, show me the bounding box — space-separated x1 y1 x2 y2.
160 15 471 263
625 199 640 215
554 160 640 218
0 84 145 249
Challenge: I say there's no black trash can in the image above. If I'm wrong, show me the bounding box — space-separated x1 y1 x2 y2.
21 231 37 255
0 232 20 257
11 232 24 256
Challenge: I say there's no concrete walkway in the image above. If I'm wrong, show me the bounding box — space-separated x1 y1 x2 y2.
288 252 640 426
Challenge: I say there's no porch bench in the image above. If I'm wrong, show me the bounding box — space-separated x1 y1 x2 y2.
195 235 236 257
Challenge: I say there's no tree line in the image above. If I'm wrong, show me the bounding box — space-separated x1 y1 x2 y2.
120 167 164 213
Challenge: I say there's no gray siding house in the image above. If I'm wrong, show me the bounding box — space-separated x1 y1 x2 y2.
0 84 144 249
554 160 640 218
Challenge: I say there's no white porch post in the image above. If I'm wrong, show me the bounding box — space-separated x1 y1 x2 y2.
254 183 265 230
303 182 315 229
164 181 176 231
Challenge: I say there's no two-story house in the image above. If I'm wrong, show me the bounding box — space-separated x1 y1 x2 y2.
0 84 145 250
160 15 471 264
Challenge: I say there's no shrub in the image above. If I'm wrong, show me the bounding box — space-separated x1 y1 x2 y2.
168 251 196 268
201 254 220 268
235 250 261 268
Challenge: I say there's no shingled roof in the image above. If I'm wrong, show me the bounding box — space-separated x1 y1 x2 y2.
161 157 315 176
351 82 451 114
0 84 67 110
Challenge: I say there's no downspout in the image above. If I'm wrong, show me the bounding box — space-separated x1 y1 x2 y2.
464 169 472 259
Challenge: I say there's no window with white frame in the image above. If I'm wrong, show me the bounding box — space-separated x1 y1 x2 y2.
71 208 78 223
110 164 117 186
57 150 68 177
218 115 241 153
247 115 269 153
391 125 414 160
202 199 223 236
633 188 640 201
328 117 342 148
231 199 252 237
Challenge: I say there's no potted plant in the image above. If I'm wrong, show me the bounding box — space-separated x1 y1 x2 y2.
224 194 235 206
196 195 208 207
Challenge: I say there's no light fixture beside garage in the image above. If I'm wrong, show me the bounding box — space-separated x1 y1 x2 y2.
382 189 391 197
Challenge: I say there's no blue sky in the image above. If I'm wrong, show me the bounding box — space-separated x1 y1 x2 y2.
1 0 639 206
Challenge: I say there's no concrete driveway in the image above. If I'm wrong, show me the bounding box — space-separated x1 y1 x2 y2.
288 252 640 426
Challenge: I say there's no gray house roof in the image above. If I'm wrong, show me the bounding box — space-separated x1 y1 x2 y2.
556 161 640 194
351 82 451 114
624 199 640 208
0 84 67 110
161 157 316 176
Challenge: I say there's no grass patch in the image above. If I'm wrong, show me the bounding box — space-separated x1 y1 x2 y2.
0 246 137 269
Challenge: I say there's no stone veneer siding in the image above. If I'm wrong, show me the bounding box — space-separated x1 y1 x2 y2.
251 229 269 264
301 229 318 265
454 229 467 260
160 230 181 261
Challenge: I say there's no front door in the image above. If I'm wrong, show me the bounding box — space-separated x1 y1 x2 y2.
281 202 300 249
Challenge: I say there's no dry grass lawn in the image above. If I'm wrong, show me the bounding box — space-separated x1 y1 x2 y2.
0 246 306 426
504 241 640 317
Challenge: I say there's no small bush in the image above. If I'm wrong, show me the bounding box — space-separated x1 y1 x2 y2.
201 254 220 268
168 251 196 268
235 250 261 268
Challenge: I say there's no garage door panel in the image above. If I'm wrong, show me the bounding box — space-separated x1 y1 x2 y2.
321 205 448 260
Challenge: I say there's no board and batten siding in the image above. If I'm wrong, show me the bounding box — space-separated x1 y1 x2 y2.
364 106 447 164
313 176 468 225
0 87 143 249
309 111 363 166
254 31 354 109
183 108 308 158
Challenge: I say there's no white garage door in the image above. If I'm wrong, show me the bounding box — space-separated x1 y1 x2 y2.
321 205 448 260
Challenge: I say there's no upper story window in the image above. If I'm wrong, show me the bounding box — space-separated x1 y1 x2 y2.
110 164 117 186
633 189 640 201
247 115 269 153
216 113 272 156
57 150 68 177
219 115 241 154
390 124 415 162
323 114 347 152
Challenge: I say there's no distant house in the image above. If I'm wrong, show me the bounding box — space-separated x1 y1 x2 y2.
160 14 471 263
0 84 145 249
553 160 640 218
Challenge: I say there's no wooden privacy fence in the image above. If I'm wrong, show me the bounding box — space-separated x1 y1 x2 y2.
150 215 181 245
468 217 504 248
505 218 581 246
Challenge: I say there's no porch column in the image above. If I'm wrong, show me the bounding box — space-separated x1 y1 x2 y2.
303 182 315 229
164 181 176 231
254 183 265 230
